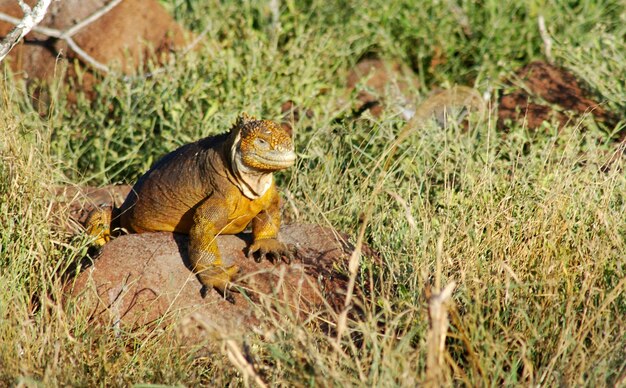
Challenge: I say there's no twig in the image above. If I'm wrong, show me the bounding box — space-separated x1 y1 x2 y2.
269 0 281 33
425 281 456 387
0 12 63 38
61 0 122 39
386 190 417 231
538 14 553 64
17 1 31 15
225 339 267 388
0 0 121 72
0 0 52 62
64 36 111 73
180 22 212 57
0 1 212 80
0 0 122 40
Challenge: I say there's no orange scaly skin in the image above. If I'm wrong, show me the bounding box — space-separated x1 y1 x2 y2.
87 114 296 293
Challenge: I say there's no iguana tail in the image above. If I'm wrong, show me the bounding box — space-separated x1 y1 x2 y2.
383 86 485 170
410 85 485 130
85 205 114 246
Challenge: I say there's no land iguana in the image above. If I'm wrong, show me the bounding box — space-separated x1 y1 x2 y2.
86 113 297 293
390 85 485 161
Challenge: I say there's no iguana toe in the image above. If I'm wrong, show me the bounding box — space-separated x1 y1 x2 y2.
248 239 295 264
197 264 240 294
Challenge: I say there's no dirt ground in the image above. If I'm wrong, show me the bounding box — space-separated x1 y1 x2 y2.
497 61 619 131
346 58 619 134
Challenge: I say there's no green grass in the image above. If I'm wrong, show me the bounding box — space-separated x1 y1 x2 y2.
1 0 625 385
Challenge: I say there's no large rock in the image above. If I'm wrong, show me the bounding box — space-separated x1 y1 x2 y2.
0 0 189 96
68 223 360 337
53 180 375 340
346 57 419 119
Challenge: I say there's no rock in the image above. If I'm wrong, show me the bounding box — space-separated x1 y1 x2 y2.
497 61 619 131
54 184 373 339
0 0 189 96
68 224 355 337
346 57 419 119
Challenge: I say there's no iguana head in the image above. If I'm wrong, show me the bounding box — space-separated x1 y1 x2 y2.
234 113 296 172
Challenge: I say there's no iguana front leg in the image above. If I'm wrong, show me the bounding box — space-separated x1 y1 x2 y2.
189 199 240 293
248 192 295 263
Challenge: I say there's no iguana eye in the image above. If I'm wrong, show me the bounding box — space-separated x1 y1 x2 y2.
255 138 269 149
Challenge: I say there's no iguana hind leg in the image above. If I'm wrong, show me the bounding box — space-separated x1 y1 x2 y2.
188 248 240 293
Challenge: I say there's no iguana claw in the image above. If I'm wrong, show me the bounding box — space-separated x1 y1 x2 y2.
196 264 241 294
247 238 295 264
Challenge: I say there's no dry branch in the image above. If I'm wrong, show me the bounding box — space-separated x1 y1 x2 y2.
61 0 122 39
425 281 456 387
537 15 553 64
225 339 267 388
0 0 122 72
0 0 209 80
0 0 52 62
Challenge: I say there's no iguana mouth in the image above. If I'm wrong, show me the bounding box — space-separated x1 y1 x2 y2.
254 150 296 168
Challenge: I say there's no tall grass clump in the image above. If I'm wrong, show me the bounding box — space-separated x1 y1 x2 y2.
0 0 625 385
0 87 74 382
